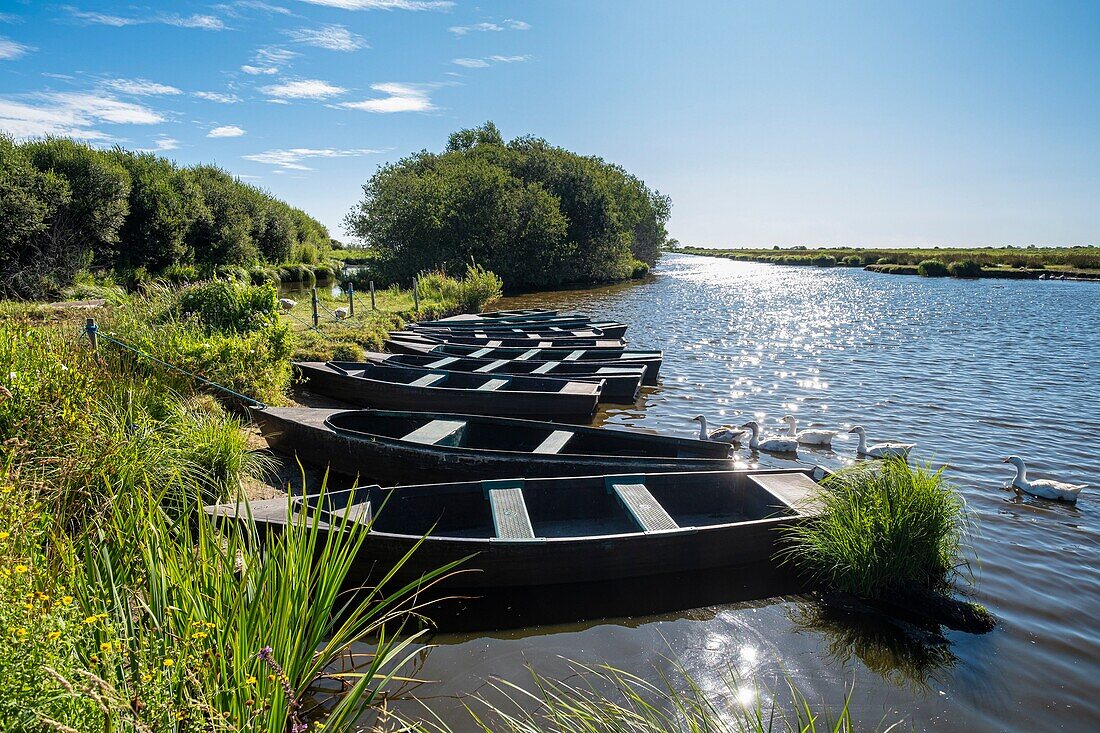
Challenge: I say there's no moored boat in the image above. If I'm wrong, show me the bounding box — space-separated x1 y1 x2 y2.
435 308 559 322
392 332 628 351
355 352 644 402
250 407 731 484
294 361 601 419
383 339 663 383
205 469 824 589
410 320 629 339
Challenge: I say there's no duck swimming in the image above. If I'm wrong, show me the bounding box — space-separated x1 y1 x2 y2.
780 415 836 447
692 415 748 443
1003 456 1085 503
848 425 914 460
740 420 799 454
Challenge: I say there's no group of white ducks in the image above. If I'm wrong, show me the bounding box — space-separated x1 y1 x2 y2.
692 415 1086 504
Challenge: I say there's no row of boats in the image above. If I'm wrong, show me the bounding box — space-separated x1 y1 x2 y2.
210 308 826 592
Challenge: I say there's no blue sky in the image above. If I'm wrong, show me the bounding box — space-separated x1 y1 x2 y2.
1 1 1097 247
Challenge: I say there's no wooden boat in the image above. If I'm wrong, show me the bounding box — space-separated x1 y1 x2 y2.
250 408 731 484
439 308 559 322
412 326 620 340
410 320 629 339
356 352 644 402
391 332 628 351
294 361 600 419
206 469 824 589
384 339 663 384
418 311 584 328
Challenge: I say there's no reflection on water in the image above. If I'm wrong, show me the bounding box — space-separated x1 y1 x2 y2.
383 255 1100 731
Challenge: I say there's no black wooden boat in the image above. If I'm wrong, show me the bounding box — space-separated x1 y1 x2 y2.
206 469 824 589
294 361 600 419
410 320 629 339
417 312 588 329
356 352 644 402
392 332 628 351
442 308 559 321
250 408 731 483
384 339 663 383
412 326 620 340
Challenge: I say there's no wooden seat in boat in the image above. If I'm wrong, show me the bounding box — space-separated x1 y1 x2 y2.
530 361 559 374
424 356 459 368
515 349 541 360
608 479 679 532
532 429 573 455
563 350 585 361
475 378 509 391
485 481 535 539
409 372 446 388
401 419 466 445
748 472 824 514
474 359 509 373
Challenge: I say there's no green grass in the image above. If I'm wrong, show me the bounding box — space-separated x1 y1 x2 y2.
781 460 968 599
675 245 1100 279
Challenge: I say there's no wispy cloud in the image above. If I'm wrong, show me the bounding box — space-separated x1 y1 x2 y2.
243 146 381 171
64 7 228 31
287 25 367 51
337 82 433 113
452 54 530 68
256 46 299 64
194 91 241 103
215 1 292 16
260 79 348 99
0 37 32 60
295 1 452 10
0 92 163 140
208 125 246 138
151 136 180 151
103 78 183 96
0 13 22 24
242 65 279 75
449 19 529 36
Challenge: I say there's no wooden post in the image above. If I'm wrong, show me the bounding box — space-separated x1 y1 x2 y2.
311 287 319 327
412 277 420 312
369 281 376 310
85 317 98 351
347 282 355 316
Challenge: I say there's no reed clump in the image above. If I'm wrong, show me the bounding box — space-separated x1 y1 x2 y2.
782 460 967 599
916 259 948 277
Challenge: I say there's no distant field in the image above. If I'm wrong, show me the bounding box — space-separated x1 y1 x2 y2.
672 246 1100 279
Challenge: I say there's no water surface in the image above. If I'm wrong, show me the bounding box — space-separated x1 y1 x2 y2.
389 254 1099 731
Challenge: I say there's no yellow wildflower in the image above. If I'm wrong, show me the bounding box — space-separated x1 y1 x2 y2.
141 673 152 683
47 631 62 641
191 631 207 640
61 596 73 605
23 603 33 612
0 531 9 540
14 628 27 637
100 642 112 653
163 659 175 667
83 615 98 624
14 564 28 574
246 676 257 685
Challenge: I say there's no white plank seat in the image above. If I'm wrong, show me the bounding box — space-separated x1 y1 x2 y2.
483 480 536 540
532 429 573 455
474 359 510 373
515 349 541 361
563 350 586 361
409 372 447 388
424 356 459 369
530 361 560 374
468 347 494 358
606 477 679 532
476 378 509 391
747 472 825 516
401 419 466 446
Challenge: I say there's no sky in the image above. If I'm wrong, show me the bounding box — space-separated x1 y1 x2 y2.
1 1 1098 248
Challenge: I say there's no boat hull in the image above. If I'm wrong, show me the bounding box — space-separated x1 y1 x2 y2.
294 362 600 419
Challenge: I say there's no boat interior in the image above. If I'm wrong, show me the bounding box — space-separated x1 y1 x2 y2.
362 356 646 380
323 410 725 458
295 470 814 541
325 362 597 395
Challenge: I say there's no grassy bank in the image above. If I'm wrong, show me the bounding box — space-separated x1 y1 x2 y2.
674 245 1100 280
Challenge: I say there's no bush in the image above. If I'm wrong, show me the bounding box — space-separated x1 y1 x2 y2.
331 342 366 361
782 460 966 599
876 256 895 265
630 259 651 278
278 263 316 284
175 280 280 333
917 259 948 277
160 263 200 284
811 255 837 267
947 259 983 278
841 255 863 266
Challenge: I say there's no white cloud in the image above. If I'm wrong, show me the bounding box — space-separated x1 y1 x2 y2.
242 64 279 75
260 79 348 99
449 18 530 36
243 146 381 171
295 1 452 10
452 55 530 69
337 82 433 113
208 125 246 138
0 37 32 60
256 46 299 64
152 136 180 151
215 1 292 16
287 25 367 51
0 92 162 140
0 13 22 23
194 91 241 103
64 7 227 31
104 78 183 96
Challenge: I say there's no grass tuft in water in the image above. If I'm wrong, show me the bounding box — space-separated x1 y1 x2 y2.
782 459 967 600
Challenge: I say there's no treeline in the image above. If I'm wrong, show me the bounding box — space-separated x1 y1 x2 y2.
345 122 671 290
673 245 1100 271
0 136 331 299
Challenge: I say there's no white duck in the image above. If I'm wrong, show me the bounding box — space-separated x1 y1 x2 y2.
277 298 297 311
780 415 836 447
740 420 799 454
1003 456 1085 503
692 415 748 444
848 425 914 460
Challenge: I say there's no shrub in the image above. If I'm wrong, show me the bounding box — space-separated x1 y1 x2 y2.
160 263 200 284
876 256 895 265
248 264 279 285
947 259 983 278
811 254 837 267
841 255 863 266
630 259 651 278
782 460 966 598
331 341 366 361
175 279 280 333
917 259 948 277
278 263 316 284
